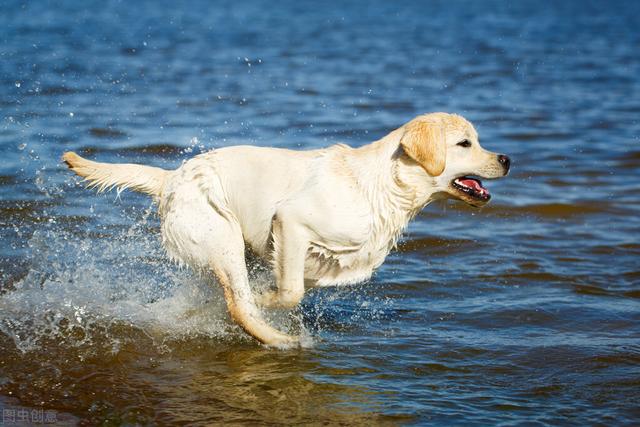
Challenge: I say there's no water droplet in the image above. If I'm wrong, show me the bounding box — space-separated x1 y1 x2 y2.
18 143 27 150
69 112 74 117
15 81 21 88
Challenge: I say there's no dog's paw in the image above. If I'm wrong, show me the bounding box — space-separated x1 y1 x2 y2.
255 290 279 308
263 332 301 349
255 290 300 309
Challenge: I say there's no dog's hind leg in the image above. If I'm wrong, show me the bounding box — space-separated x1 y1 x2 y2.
161 189 298 348
211 228 299 348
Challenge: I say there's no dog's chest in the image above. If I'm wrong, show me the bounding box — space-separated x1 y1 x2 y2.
303 209 410 287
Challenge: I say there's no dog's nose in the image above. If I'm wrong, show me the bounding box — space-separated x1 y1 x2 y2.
498 154 510 174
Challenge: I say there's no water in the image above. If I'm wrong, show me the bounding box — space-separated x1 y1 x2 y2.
1 0 639 424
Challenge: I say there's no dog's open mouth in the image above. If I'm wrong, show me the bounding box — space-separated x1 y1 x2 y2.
452 177 491 203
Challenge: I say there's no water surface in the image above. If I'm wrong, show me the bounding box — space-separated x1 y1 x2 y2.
1 0 639 424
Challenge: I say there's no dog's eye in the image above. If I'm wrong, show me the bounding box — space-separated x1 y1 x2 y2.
457 139 472 148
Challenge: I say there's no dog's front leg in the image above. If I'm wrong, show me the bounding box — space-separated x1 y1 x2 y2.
258 211 308 309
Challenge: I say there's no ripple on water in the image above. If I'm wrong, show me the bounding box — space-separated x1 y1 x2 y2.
88 127 128 139
79 143 185 157
466 202 622 218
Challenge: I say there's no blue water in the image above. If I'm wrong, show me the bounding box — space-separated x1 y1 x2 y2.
1 0 639 424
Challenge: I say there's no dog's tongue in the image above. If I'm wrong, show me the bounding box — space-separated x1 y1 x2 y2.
456 177 490 197
458 178 483 191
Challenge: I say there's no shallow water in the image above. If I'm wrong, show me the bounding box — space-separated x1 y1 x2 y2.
1 0 640 424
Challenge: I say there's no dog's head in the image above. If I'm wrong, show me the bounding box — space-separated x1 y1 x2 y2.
399 112 510 207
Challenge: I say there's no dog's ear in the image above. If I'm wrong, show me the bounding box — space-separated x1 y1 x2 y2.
399 120 446 176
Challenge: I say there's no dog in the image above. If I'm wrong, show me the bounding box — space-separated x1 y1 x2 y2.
63 112 510 347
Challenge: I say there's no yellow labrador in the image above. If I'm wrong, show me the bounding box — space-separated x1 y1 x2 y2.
63 112 510 347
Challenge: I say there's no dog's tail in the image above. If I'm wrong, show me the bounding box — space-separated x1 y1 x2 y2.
62 151 169 198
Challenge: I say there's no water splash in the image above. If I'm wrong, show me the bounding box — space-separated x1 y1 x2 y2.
0 210 305 354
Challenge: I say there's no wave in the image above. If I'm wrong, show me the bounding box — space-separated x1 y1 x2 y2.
462 202 621 218
397 236 485 255
79 143 185 156
88 127 128 139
